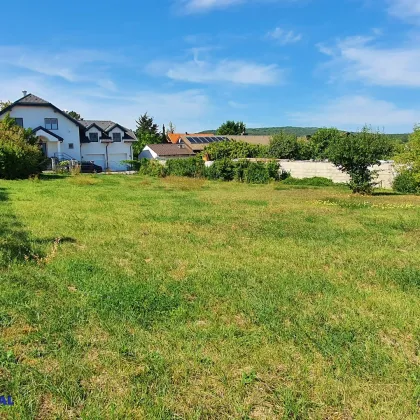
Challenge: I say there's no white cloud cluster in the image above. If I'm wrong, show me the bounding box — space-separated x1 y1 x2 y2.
318 35 420 87
0 46 120 90
148 57 283 85
266 27 302 44
387 0 420 20
179 0 246 13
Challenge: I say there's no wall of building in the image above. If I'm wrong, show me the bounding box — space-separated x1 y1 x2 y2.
82 126 133 170
204 159 397 189
1 105 81 161
278 160 396 189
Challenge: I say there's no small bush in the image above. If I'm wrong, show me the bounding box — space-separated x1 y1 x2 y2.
166 157 205 178
282 177 335 186
266 160 281 181
393 170 419 194
233 159 251 182
243 162 271 184
139 159 167 178
205 158 236 181
122 160 142 171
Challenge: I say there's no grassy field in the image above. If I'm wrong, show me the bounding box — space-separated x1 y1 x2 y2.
0 174 419 419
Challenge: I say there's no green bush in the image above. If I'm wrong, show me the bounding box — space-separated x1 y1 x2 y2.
243 162 271 184
0 122 45 180
393 170 419 194
205 158 236 181
281 177 335 186
138 159 167 178
203 140 268 160
233 159 251 182
166 157 205 178
122 160 142 170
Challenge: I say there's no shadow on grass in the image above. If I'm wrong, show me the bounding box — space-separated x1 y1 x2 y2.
39 173 69 181
372 189 401 196
0 187 44 266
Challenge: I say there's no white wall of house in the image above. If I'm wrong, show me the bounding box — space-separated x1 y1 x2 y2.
139 146 158 159
1 105 81 161
82 126 133 171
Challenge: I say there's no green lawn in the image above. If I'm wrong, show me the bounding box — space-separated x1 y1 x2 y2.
0 174 419 419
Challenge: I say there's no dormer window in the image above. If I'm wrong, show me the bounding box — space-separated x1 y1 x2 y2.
89 133 99 142
45 118 58 130
112 132 121 142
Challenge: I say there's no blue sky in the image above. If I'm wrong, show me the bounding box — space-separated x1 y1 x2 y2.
1 0 420 133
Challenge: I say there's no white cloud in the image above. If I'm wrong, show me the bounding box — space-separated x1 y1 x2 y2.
0 74 211 133
147 52 283 85
179 0 245 13
178 0 293 14
289 95 419 132
318 35 420 87
387 0 420 20
0 45 120 90
266 27 302 44
228 100 248 108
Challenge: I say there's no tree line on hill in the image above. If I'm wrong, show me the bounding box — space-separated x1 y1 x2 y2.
200 122 410 143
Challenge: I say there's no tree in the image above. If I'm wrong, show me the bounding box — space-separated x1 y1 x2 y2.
0 115 45 179
0 100 11 111
394 125 420 192
161 124 167 143
202 140 267 161
326 126 392 194
268 131 300 159
168 121 176 134
67 111 82 120
311 127 341 159
217 120 246 135
133 113 162 157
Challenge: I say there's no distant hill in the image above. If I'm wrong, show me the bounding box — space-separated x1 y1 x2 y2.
200 126 319 136
200 127 410 143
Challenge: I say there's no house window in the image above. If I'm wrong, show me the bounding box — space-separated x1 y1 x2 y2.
89 133 99 142
112 132 122 142
68 143 74 150
45 118 58 130
14 118 24 128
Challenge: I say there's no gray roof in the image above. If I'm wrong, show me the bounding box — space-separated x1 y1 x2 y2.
17 94 50 105
79 120 115 131
147 143 195 156
79 120 136 140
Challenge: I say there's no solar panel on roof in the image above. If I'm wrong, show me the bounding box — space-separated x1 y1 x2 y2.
186 137 197 144
195 137 204 143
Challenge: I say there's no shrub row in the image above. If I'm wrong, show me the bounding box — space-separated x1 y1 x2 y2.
138 157 288 184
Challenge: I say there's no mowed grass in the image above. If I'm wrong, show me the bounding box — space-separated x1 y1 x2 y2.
0 174 419 419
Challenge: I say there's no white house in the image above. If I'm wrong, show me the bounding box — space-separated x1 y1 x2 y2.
0 93 137 171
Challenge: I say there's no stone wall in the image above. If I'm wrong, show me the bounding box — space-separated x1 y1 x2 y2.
279 160 396 189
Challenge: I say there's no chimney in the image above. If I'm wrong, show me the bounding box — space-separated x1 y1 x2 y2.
22 90 28 97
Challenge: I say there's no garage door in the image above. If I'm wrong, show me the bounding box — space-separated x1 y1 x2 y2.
108 153 128 171
84 154 105 170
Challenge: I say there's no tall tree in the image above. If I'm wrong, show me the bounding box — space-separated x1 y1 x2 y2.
326 126 392 194
168 121 176 134
311 127 341 159
133 113 162 157
0 100 11 111
217 121 246 136
67 110 82 120
268 131 300 159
